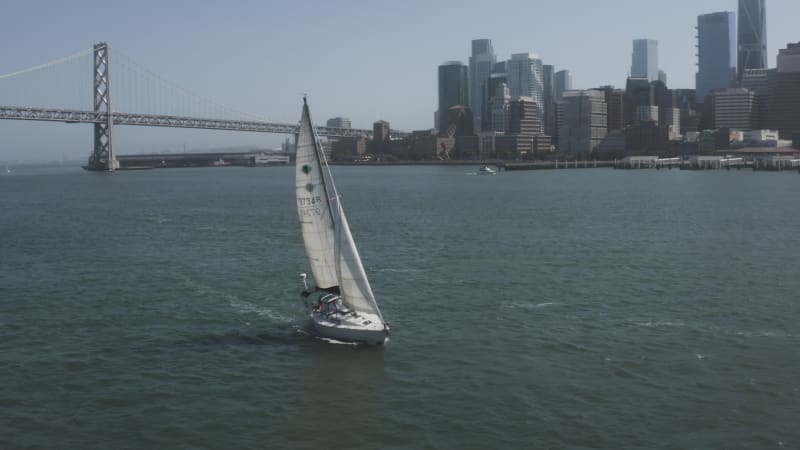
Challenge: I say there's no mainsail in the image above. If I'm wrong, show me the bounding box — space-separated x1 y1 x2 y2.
295 98 383 320
295 100 338 289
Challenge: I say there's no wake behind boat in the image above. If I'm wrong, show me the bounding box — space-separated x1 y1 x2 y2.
294 97 389 345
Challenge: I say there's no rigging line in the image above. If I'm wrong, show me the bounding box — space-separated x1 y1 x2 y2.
0 47 94 80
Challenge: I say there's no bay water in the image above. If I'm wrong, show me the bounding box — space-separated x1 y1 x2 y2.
1 165 798 448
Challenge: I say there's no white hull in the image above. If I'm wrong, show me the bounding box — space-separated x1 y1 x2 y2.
308 310 388 345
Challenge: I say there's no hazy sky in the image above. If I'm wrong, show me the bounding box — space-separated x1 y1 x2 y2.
1 0 797 161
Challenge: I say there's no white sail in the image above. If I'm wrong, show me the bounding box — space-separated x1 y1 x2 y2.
295 102 338 289
333 199 383 320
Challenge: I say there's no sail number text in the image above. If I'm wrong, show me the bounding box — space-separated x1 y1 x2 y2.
298 196 323 217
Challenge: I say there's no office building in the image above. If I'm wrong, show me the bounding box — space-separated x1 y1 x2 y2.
487 81 511 133
326 117 351 129
591 86 623 132
623 77 653 126
557 90 607 158
696 11 737 103
631 39 658 81
371 120 390 155
437 61 469 133
542 64 556 137
508 96 542 135
658 70 667 85
554 70 572 101
769 43 800 139
469 39 497 133
507 53 544 110
741 68 775 128
711 88 757 130
737 0 767 80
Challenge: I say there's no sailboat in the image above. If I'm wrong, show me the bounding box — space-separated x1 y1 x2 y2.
295 97 389 345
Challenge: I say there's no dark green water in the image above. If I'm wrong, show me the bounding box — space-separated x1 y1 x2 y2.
1 165 799 449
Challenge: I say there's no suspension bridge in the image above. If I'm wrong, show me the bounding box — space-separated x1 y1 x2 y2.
0 43 405 171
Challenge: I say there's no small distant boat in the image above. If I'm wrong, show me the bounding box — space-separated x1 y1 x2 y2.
4 165 10 174
477 165 497 175
295 97 389 345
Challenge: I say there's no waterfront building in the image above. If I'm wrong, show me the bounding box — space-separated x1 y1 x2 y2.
371 120 390 157
769 43 800 139
554 70 572 101
437 61 469 133
737 0 767 81
331 137 367 161
408 129 456 160
494 134 552 160
507 53 544 111
557 90 607 158
469 39 497 133
625 121 671 155
542 64 556 137
325 117 351 129
696 11 737 103
597 130 626 159
631 39 659 82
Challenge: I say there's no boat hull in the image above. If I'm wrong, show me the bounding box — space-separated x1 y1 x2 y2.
309 311 388 345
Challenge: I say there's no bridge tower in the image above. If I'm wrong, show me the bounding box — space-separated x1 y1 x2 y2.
85 42 115 171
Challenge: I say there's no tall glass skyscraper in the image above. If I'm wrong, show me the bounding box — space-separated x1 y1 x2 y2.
695 11 737 103
437 61 469 133
468 39 497 133
737 0 767 80
631 39 659 81
507 53 544 109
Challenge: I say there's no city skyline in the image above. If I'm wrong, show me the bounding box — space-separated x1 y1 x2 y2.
1 0 799 161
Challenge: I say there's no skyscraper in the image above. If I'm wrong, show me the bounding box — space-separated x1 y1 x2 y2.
695 11 737 103
437 61 469 133
737 0 767 80
554 70 573 101
468 39 497 133
769 42 800 139
507 53 544 111
631 39 658 81
542 64 556 137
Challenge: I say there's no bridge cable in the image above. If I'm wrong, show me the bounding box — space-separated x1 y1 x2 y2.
0 47 94 80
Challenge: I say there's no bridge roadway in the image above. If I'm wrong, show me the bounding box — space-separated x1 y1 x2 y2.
0 105 409 139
